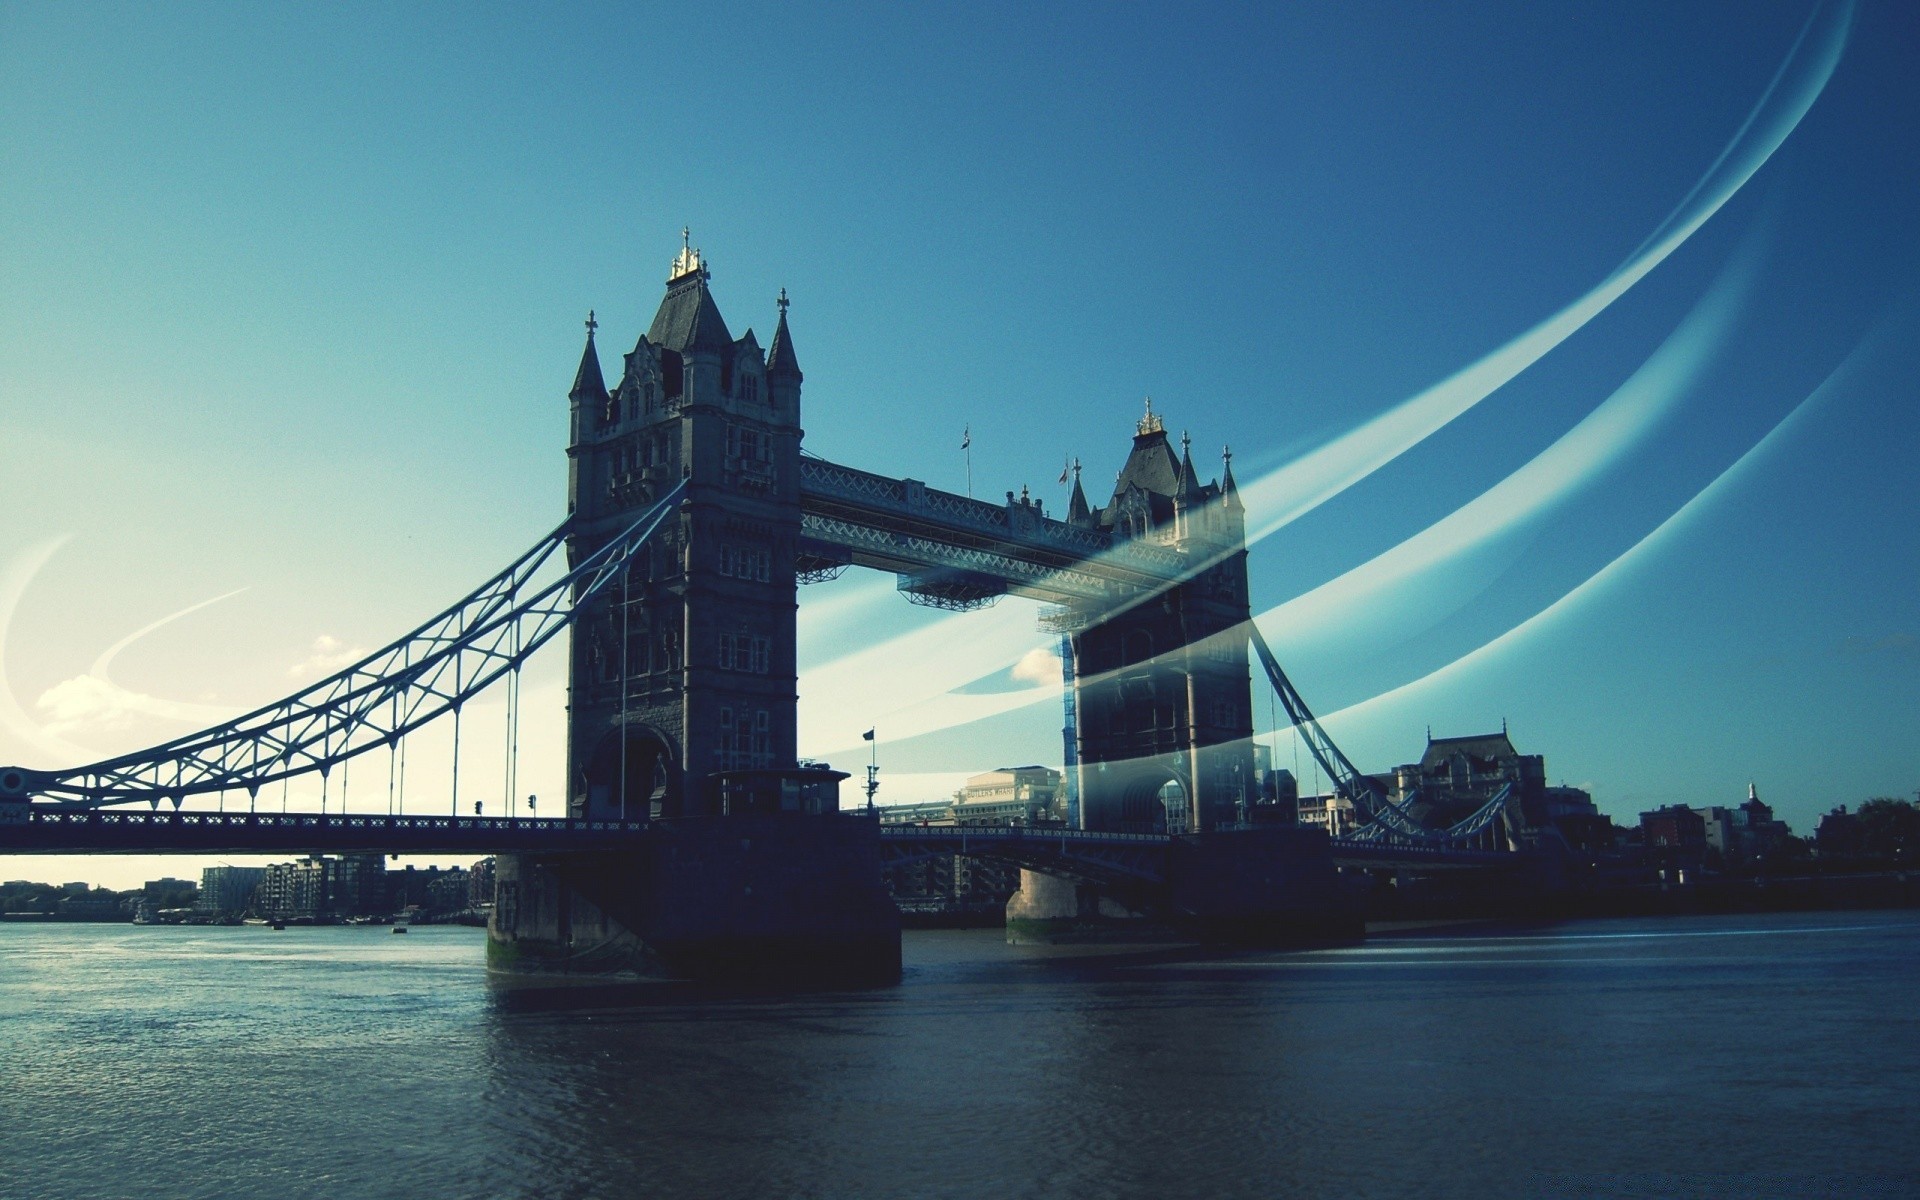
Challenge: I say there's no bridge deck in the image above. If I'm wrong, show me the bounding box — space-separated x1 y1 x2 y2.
0 807 1520 872
0 809 652 855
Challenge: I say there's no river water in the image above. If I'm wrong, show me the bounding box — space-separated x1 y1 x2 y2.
2 912 1916 1199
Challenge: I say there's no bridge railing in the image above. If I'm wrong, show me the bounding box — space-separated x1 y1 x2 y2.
877 824 1169 844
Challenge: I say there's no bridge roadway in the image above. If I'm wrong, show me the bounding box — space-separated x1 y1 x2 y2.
0 808 1517 875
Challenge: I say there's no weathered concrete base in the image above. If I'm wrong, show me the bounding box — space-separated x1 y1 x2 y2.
489 815 901 987
1005 870 1172 944
1005 825 1363 947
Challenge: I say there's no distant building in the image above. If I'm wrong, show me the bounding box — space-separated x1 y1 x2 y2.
951 766 1064 825
1392 729 1547 829
1545 787 1597 820
258 855 386 920
1815 805 1864 857
426 868 471 914
876 800 956 825
1640 805 1708 862
467 858 497 909
56 893 127 920
195 866 265 916
1732 783 1794 860
1691 806 1738 863
143 877 195 904
1295 790 1357 837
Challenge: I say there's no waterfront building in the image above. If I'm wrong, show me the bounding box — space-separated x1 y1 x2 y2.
1295 790 1357 836
1639 805 1709 866
1692 806 1739 864
1814 805 1865 857
1732 783 1794 860
258 855 387 920
952 766 1064 825
55 894 127 920
467 858 497 909
195 866 266 916
1545 786 1597 820
1391 729 1547 828
426 868 471 914
142 876 195 904
875 799 956 825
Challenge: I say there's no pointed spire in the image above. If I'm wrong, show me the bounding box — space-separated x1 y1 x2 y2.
1066 458 1092 526
570 310 608 403
1176 429 1203 500
1221 444 1243 510
766 287 802 381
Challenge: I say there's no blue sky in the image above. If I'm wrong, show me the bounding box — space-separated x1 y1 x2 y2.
2 1 1914 887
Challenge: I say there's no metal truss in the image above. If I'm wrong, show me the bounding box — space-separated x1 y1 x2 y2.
2 482 687 808
1249 624 1431 838
799 513 1119 600
798 456 1189 596
1249 624 1518 851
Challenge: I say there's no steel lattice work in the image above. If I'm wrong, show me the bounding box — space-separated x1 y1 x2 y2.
0 482 687 809
1248 624 1516 850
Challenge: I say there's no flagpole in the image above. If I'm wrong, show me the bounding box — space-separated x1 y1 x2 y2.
962 425 972 498
866 729 879 814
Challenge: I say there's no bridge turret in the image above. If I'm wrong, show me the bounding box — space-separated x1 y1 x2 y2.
567 314 609 515
765 288 802 424
1065 459 1093 527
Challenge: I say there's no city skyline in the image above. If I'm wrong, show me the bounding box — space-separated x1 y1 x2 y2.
4 0 1916 888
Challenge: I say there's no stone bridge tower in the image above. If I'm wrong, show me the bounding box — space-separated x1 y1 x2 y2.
1064 404 1255 834
562 237 804 819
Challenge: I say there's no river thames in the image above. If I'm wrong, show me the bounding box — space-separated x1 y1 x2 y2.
2 911 1916 1198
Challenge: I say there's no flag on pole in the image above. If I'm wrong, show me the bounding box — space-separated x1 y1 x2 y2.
862 728 875 741
1058 457 1071 485
960 426 970 450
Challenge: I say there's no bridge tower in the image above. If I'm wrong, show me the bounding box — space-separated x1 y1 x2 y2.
489 238 898 984
563 238 803 819
1064 405 1255 835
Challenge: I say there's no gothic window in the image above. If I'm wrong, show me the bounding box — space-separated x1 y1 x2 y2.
742 373 760 403
716 632 772 673
751 709 771 760
717 543 772 582
725 423 770 463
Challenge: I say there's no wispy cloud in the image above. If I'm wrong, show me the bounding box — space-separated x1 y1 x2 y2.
287 634 367 679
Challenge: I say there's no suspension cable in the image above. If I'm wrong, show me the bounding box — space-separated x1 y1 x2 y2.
451 703 462 818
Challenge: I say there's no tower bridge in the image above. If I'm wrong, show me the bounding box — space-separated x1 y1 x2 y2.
0 238 1549 983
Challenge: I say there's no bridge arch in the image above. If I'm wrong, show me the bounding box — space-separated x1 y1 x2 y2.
1115 766 1188 835
580 725 679 821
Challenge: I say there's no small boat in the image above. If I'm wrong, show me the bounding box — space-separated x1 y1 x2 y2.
390 925 409 934
271 920 286 930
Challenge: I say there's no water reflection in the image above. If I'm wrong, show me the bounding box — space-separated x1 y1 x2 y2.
5 918 1918 1198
